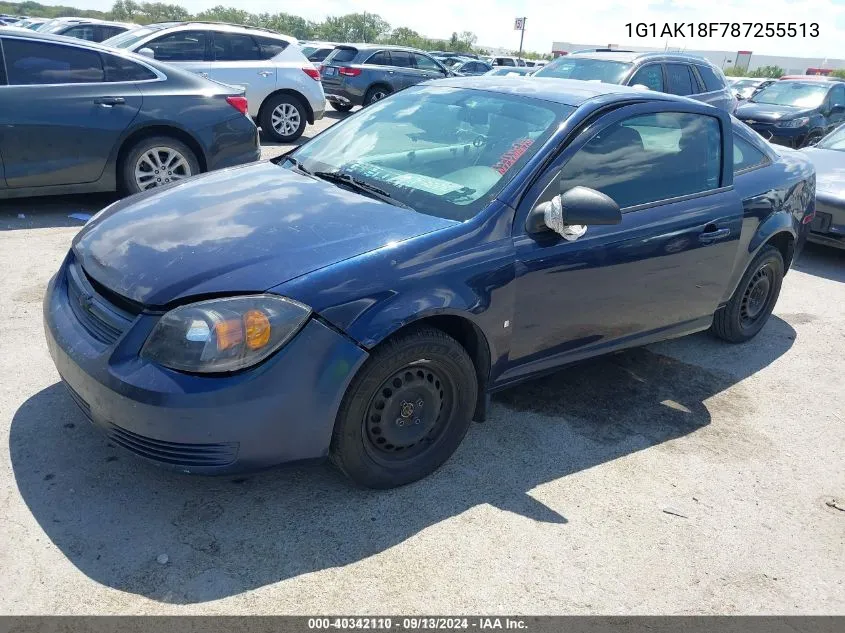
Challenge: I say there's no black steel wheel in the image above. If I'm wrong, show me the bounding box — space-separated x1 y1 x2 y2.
331 327 477 488
711 244 784 343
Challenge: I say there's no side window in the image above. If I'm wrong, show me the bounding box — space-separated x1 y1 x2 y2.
733 134 769 173
390 50 413 68
2 38 104 84
311 47 331 62
97 26 125 41
366 50 391 65
829 84 845 107
414 53 444 73
212 32 261 62
695 64 725 92
253 36 287 60
501 58 515 66
0 41 7 85
61 25 97 41
102 53 157 82
145 30 208 62
665 63 695 96
629 64 663 92
559 111 722 208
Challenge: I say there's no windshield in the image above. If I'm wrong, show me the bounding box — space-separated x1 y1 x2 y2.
817 124 845 151
751 82 829 107
487 67 532 76
102 24 164 48
291 86 572 221
733 79 759 90
534 57 632 84
40 21 79 33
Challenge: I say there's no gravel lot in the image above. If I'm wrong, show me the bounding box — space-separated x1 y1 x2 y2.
1 109 843 615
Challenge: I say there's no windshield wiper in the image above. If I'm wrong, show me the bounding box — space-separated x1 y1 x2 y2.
280 154 313 176
313 170 415 210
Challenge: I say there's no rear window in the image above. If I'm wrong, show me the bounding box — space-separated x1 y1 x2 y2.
326 47 357 64
535 56 632 84
696 64 726 92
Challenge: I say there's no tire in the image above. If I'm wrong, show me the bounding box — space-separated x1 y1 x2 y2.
803 130 824 147
259 93 307 142
364 85 392 106
710 245 784 343
330 327 478 489
120 136 200 195
330 101 354 112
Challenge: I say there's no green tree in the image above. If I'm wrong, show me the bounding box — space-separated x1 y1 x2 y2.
259 13 316 40
749 65 784 78
831 69 845 80
195 5 250 24
111 0 141 21
140 2 189 22
388 26 424 48
318 12 389 43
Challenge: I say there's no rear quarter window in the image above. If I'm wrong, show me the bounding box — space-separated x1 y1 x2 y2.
696 64 726 92
326 47 357 63
733 133 770 173
253 35 288 60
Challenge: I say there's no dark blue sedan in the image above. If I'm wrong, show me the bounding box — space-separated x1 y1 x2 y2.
44 77 815 488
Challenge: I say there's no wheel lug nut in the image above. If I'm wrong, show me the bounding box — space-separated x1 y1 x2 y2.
155 170 159 174
396 419 404 427
414 418 421 425
417 399 424 408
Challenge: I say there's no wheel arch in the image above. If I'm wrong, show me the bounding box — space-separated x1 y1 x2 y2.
361 312 492 422
258 89 314 124
364 82 392 102
116 125 208 181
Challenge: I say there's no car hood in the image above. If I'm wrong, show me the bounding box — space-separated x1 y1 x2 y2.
734 102 815 122
73 162 457 306
801 147 845 197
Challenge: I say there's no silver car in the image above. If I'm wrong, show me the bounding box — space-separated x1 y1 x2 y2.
534 51 737 113
103 22 325 142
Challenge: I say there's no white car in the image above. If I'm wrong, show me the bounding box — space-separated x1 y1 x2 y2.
102 22 325 142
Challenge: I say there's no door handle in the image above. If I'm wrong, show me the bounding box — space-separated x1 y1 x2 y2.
699 225 731 243
197 72 209 78
94 97 125 106
257 70 273 77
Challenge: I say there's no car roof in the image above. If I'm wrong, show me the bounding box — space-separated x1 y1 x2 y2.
779 74 844 82
774 79 837 88
343 43 427 53
435 75 687 106
568 50 714 65
140 20 294 42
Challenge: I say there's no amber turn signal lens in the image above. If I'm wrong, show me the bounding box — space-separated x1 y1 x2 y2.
215 318 245 351
244 310 272 350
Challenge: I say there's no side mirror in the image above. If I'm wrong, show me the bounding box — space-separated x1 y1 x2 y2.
526 186 622 236
138 47 155 59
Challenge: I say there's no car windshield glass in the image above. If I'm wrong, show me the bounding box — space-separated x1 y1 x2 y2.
751 82 829 107
291 86 572 221
102 24 163 48
817 125 845 151
534 57 632 83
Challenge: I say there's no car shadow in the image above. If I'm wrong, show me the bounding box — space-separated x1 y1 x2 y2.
0 193 118 231
794 242 845 283
10 318 796 604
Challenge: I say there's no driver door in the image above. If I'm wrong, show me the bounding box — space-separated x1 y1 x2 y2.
502 102 743 382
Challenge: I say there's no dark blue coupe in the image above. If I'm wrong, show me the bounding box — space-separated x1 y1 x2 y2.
45 77 816 488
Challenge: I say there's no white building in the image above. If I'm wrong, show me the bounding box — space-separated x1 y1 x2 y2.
550 41 845 75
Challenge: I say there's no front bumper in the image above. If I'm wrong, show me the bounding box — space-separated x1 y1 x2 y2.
808 195 845 249
43 256 367 474
742 121 808 148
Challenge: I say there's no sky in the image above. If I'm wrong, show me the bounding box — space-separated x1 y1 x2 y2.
47 0 845 59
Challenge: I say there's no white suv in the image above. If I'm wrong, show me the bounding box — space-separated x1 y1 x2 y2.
102 21 325 142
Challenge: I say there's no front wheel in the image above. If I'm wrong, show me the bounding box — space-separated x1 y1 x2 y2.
710 245 784 343
330 327 478 489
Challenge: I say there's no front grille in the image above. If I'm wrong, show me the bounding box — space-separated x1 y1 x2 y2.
66 260 135 345
63 380 92 419
811 211 832 233
107 424 239 467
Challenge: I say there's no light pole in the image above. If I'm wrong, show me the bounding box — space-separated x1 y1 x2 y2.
515 17 526 62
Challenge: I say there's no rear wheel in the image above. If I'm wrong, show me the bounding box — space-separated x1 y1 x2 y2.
120 136 199 195
364 85 392 106
260 93 307 142
710 245 784 343
330 327 477 489
330 101 354 112
803 130 824 147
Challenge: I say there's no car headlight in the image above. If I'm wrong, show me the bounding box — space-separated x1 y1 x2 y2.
141 295 311 373
775 117 810 129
